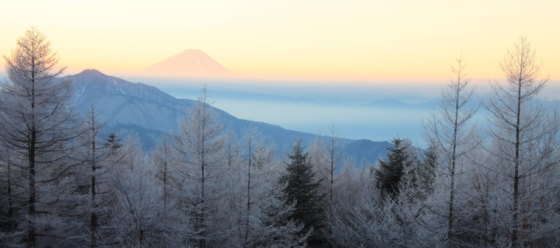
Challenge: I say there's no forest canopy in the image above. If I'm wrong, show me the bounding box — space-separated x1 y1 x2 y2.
1 28 559 248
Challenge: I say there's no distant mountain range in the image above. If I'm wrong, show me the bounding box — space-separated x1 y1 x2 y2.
364 98 485 111
364 98 439 109
140 49 234 77
65 69 391 163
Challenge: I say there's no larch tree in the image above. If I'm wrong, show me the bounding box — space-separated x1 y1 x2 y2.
151 136 201 247
172 86 227 248
151 136 177 209
108 134 176 247
311 124 346 214
248 183 309 248
0 128 18 243
242 124 258 245
77 102 108 248
424 55 478 247
239 124 278 246
308 123 349 247
418 141 437 195
0 26 80 247
485 36 560 247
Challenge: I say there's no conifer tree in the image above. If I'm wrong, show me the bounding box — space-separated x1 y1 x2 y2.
172 86 227 248
374 138 410 199
0 26 80 247
419 143 438 194
248 186 308 248
103 131 123 155
278 139 325 246
78 103 108 248
424 55 478 247
485 36 559 247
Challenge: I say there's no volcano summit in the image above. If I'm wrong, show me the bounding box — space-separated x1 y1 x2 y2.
141 49 233 77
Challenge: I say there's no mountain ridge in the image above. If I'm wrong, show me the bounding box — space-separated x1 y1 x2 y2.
65 69 390 162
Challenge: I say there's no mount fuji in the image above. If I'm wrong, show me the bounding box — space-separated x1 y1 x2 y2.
140 49 234 77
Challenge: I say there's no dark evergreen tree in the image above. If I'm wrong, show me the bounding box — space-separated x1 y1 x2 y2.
103 131 122 154
374 138 410 199
278 139 325 247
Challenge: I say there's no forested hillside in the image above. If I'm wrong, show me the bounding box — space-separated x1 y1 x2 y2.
1 27 560 248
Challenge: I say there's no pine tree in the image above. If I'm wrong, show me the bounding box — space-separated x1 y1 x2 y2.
278 139 325 246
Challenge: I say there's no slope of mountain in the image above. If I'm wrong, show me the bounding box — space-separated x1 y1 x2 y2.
141 49 233 77
66 69 390 161
71 69 190 132
344 139 392 165
67 69 322 151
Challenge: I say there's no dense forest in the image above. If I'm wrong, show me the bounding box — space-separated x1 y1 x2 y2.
1 27 559 248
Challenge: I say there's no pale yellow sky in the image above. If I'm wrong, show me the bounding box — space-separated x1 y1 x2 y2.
1 0 559 81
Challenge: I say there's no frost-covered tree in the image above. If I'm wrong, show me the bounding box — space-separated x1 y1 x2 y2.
151 136 177 208
328 165 440 248
424 55 479 247
172 86 228 248
109 134 191 247
484 36 560 247
0 136 19 244
247 184 309 248
242 124 259 245
232 124 280 246
308 124 353 247
309 124 346 214
75 103 110 248
418 142 437 195
225 128 243 169
0 26 80 247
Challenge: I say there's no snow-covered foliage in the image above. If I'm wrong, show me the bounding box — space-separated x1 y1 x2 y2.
2 28 560 248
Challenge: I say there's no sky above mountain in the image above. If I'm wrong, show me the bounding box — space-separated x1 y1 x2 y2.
1 0 559 82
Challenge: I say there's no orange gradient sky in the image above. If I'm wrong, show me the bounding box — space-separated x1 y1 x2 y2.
1 0 559 81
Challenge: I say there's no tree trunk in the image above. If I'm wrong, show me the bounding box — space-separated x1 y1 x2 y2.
91 136 98 248
512 77 522 248
245 139 252 246
27 66 36 248
27 127 36 248
447 83 460 248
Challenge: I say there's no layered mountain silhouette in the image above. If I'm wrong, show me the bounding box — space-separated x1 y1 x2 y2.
140 49 234 77
365 98 439 109
66 69 389 163
67 69 323 151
